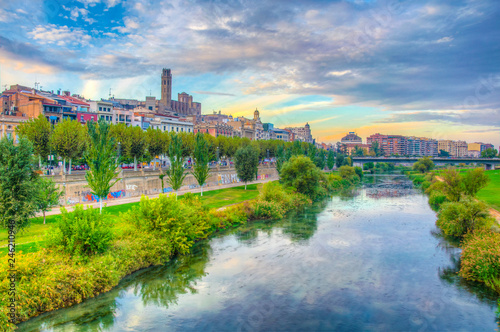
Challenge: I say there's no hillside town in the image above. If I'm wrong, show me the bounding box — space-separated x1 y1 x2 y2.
0 68 497 158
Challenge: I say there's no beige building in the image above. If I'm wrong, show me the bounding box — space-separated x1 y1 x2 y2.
438 140 468 157
285 123 313 143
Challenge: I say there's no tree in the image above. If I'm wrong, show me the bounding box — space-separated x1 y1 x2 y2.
462 168 489 197
354 145 365 156
315 149 327 170
234 145 259 190
275 144 287 174
35 177 64 224
413 157 434 173
16 114 52 168
441 168 463 202
166 134 187 199
192 133 212 196
438 149 450 157
308 144 317 164
280 155 327 199
335 154 345 168
370 141 382 156
0 137 39 232
146 128 165 170
327 150 335 170
127 126 147 171
481 148 498 158
50 119 86 174
339 165 356 179
437 198 491 237
84 119 120 213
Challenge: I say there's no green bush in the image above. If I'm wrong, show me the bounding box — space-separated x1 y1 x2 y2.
260 181 293 210
47 205 113 257
425 181 446 195
421 180 431 192
436 198 492 237
428 190 447 211
354 166 363 179
460 230 500 291
253 200 286 220
327 174 343 189
280 155 327 200
123 194 211 255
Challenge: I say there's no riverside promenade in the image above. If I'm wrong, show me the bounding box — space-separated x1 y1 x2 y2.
38 174 279 218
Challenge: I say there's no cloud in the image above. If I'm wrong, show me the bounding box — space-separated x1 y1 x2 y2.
377 109 500 127
193 91 236 96
436 36 453 43
28 24 91 46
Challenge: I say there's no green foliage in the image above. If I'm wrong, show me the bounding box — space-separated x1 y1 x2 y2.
0 137 39 231
192 133 212 195
253 200 286 219
123 194 210 255
462 168 489 197
234 145 260 187
47 205 113 257
280 155 327 200
428 190 447 211
315 148 327 170
413 157 434 173
370 141 382 156
481 148 498 158
363 162 374 170
166 134 187 194
35 177 64 224
326 150 335 170
353 145 365 156
84 119 120 212
354 166 363 179
339 165 355 179
335 154 345 168
436 198 492 237
15 114 52 165
50 119 86 162
441 168 464 202
438 149 450 157
146 128 166 166
460 230 500 291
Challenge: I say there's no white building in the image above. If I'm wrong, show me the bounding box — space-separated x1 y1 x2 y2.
89 100 114 123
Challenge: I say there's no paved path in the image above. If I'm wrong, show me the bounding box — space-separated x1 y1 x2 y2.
38 176 278 217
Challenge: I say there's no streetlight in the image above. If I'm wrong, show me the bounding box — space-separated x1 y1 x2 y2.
216 146 220 170
117 141 121 165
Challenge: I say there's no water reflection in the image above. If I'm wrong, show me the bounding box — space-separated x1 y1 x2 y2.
18 175 500 331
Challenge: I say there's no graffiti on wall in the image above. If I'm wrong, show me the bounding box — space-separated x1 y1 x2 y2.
163 187 173 193
217 173 240 185
82 189 126 202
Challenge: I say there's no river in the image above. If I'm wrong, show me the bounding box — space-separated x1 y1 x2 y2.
18 175 499 331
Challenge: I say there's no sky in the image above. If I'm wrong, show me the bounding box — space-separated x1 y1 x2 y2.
0 0 499 146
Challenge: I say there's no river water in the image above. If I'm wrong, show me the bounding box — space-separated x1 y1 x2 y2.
19 175 499 331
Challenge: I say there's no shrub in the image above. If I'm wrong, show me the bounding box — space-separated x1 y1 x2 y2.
428 190 447 211
354 166 363 179
460 230 500 291
253 200 286 220
425 181 446 195
436 198 492 237
421 180 431 192
280 155 327 200
208 205 248 231
259 182 293 210
123 194 211 255
327 174 343 189
47 205 113 257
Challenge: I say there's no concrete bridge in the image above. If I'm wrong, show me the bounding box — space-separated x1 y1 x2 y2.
351 157 500 170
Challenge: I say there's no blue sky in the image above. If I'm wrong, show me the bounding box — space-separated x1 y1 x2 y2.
0 0 499 145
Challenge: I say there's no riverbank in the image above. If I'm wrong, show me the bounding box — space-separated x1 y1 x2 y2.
0 177 277 255
0 181 313 330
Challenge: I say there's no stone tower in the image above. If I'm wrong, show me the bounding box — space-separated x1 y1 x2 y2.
161 68 172 109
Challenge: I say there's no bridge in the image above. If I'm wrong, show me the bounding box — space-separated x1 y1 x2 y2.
351 157 500 170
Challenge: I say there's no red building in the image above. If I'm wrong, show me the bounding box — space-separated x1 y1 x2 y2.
76 112 98 124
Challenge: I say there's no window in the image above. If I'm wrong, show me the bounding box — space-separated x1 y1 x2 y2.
81 115 84 121
149 106 153 110
100 115 104 119
99 107 102 111
176 127 179 132
181 128 183 132
164 126 166 131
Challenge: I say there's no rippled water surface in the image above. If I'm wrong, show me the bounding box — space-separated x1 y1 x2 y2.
19 175 499 331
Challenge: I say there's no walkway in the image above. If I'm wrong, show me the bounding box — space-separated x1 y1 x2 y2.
38 176 278 217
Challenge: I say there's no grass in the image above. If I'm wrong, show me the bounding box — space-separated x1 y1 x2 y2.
476 170 500 211
0 183 260 255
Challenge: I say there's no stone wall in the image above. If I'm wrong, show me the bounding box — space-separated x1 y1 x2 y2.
50 166 278 206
